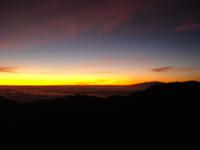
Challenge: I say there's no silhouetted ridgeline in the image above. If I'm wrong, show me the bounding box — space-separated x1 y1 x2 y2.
0 81 200 129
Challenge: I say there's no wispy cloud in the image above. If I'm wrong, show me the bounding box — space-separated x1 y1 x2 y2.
151 66 199 73
0 66 18 73
0 0 142 49
151 66 174 73
82 71 115 75
176 22 200 32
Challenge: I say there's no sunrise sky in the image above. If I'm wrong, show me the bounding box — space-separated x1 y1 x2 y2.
0 0 200 85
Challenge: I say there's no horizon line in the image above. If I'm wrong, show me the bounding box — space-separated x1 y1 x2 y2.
0 80 198 87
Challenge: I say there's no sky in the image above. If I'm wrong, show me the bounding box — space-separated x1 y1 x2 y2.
0 0 200 85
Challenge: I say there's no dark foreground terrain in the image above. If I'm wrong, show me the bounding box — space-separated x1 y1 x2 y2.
0 81 200 139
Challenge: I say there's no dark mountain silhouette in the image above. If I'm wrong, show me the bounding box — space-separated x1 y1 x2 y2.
0 81 199 130
131 81 200 99
146 81 200 92
129 81 163 91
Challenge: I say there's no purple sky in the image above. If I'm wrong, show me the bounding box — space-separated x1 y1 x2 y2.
0 0 200 85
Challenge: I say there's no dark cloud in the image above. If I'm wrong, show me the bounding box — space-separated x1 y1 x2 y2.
151 66 199 73
151 66 174 73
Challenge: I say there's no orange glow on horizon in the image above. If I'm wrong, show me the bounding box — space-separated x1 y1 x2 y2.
0 71 198 86
0 72 145 86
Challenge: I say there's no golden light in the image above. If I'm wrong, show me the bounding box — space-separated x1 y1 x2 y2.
0 72 143 85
